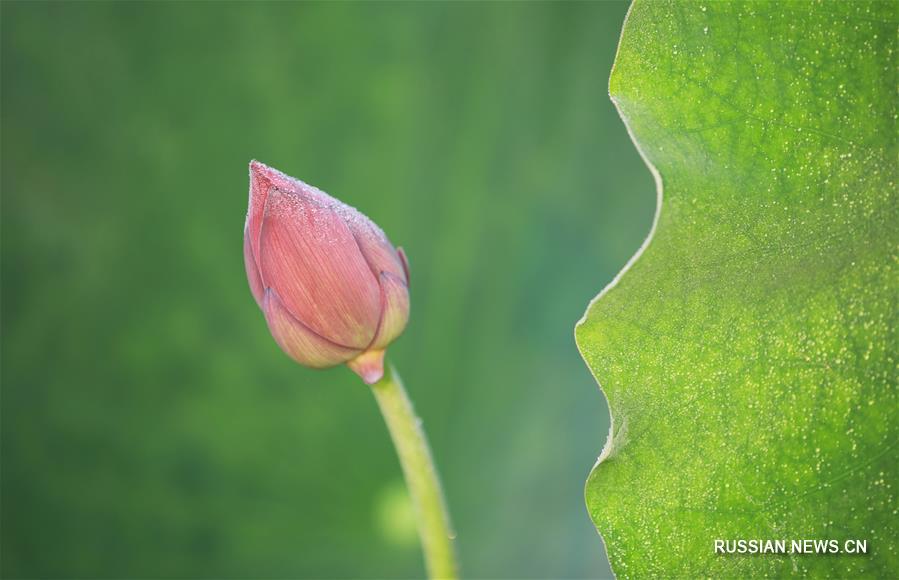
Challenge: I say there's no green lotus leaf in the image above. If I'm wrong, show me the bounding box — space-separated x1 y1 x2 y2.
577 1 897 576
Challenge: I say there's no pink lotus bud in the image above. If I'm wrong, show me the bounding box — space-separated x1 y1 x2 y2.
244 160 410 384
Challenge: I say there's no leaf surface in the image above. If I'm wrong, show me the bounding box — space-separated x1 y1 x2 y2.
577 1 897 576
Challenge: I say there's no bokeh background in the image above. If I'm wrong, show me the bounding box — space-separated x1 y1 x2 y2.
1 1 653 578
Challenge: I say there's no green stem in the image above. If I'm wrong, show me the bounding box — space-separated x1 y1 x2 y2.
371 364 458 579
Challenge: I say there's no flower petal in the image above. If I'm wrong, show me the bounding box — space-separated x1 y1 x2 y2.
247 161 275 263
343 210 407 282
248 160 330 264
263 289 360 368
397 246 410 286
369 271 410 350
243 227 264 308
259 188 381 349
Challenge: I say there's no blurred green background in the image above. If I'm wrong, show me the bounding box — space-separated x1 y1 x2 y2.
1 1 652 578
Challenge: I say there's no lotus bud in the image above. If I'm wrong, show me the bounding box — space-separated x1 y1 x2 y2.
244 161 410 384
